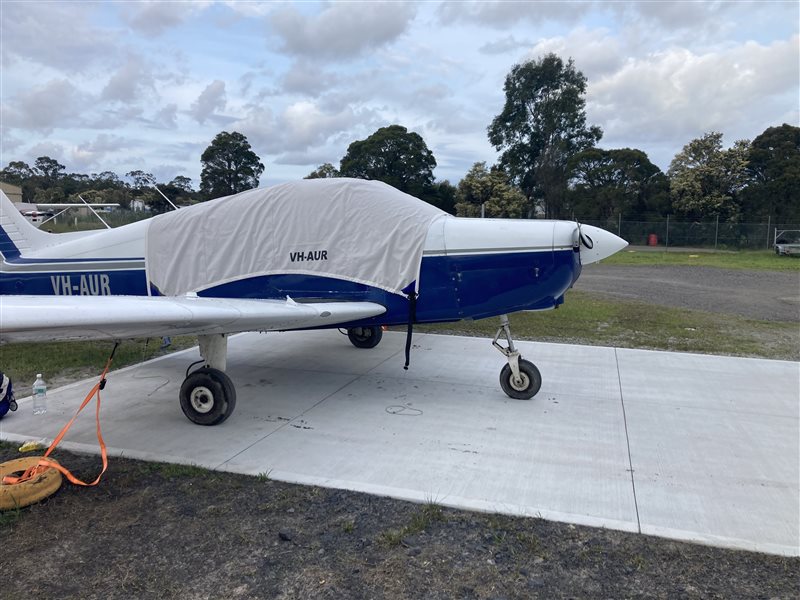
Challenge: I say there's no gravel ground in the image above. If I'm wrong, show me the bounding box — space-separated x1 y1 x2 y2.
575 265 800 322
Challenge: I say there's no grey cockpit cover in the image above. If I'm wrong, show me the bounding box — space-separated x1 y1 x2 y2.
145 178 447 297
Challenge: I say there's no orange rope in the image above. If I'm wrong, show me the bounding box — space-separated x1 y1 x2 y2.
2 343 118 487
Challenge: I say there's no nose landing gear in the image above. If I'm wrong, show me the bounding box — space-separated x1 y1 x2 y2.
493 314 542 400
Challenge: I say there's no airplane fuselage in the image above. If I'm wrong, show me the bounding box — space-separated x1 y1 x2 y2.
0 217 583 328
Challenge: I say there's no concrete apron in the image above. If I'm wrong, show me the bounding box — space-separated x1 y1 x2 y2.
2 331 797 557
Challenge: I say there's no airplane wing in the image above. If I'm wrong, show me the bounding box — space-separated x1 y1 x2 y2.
0 295 386 343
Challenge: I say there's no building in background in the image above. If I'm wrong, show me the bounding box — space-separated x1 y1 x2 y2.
0 182 22 203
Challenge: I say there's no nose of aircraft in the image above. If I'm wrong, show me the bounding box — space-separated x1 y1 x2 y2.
576 224 628 264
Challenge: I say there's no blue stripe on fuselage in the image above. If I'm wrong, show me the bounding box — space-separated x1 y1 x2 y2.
198 249 580 326
0 269 148 296
0 249 581 324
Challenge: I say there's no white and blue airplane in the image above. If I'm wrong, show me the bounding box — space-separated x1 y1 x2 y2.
0 179 627 425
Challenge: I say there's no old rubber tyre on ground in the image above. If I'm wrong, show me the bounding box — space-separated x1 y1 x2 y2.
179 367 236 426
499 359 542 400
347 326 383 349
0 456 63 510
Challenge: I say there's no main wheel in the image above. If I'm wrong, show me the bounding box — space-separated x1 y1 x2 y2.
347 326 383 349
499 359 542 400
179 367 236 426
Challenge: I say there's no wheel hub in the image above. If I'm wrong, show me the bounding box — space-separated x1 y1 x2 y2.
189 386 214 414
509 372 530 392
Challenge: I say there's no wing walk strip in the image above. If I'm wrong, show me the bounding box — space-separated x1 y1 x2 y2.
615 347 642 534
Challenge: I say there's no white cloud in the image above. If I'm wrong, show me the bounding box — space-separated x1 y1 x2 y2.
153 104 179 129
589 35 800 158
438 1 591 27
479 35 531 55
101 56 157 102
27 141 66 162
190 80 227 124
121 1 210 37
526 28 624 80
281 61 338 96
627 1 731 32
71 134 130 171
270 2 417 60
226 106 279 155
2 79 89 133
278 101 371 152
1 2 119 70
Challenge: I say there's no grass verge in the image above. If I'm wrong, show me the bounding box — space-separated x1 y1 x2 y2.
0 336 197 391
414 290 799 361
603 248 800 271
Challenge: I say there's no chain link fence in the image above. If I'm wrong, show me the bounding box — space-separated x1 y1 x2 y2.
578 217 800 250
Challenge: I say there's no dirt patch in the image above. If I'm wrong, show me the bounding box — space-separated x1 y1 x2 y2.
1 444 797 600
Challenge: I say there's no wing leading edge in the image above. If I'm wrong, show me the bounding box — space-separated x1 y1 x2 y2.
0 295 386 343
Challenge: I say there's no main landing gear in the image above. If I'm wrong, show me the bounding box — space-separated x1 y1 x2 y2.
346 326 383 349
493 314 542 400
180 334 236 426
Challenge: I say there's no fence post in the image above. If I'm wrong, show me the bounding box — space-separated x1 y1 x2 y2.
766 215 771 249
714 215 719 250
665 214 669 251
618 213 621 237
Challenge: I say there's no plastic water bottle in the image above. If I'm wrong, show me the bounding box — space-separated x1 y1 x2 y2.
32 374 47 415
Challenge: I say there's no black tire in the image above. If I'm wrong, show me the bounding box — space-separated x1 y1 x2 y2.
499 359 542 400
347 326 383 349
179 367 236 426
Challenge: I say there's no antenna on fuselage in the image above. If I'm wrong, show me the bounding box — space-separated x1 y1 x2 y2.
78 194 111 229
153 186 180 211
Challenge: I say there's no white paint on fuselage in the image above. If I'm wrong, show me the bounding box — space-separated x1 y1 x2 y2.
423 218 626 264
20 218 148 260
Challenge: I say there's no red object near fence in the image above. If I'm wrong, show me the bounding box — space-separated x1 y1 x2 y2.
648 233 658 246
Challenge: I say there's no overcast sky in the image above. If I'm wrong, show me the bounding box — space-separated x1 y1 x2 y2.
1 1 798 188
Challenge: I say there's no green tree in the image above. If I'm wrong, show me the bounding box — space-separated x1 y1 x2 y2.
305 163 340 179
0 160 35 184
0 161 37 201
34 156 66 181
339 125 436 196
668 132 749 221
168 175 194 193
740 124 800 222
200 131 264 199
126 170 157 190
488 53 602 218
421 180 457 215
566 148 670 220
158 175 197 209
454 162 528 218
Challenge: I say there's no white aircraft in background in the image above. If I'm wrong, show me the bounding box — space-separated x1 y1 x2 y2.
0 179 626 425
17 202 120 228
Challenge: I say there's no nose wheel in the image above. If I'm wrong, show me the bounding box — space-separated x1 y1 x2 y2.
493 314 542 400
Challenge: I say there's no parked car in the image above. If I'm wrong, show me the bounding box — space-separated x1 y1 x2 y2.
774 233 800 256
